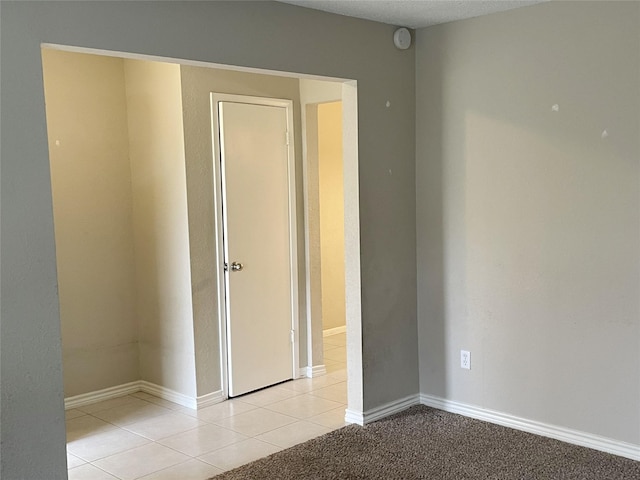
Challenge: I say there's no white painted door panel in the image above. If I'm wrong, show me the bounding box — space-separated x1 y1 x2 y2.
219 101 293 397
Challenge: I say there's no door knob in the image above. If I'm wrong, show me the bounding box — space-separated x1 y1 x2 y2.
230 262 243 272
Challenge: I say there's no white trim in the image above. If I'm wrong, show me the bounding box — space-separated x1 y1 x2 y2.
65 381 224 411
344 408 364 425
301 101 318 389
323 326 346 337
284 98 301 384
363 394 421 424
210 93 230 402
139 381 197 409
420 394 640 461
345 394 420 426
196 390 225 409
299 365 327 378
342 81 363 420
64 382 140 410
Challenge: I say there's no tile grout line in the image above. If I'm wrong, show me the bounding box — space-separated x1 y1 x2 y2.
69 341 346 478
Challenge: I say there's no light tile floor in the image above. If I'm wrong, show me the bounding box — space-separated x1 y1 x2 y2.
67 332 347 479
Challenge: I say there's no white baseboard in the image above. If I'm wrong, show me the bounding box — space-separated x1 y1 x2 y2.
364 394 421 424
345 394 420 426
344 408 364 425
64 381 212 411
64 381 141 410
139 381 198 409
299 365 327 378
68 382 636 462
420 394 640 461
323 326 346 337
196 389 225 409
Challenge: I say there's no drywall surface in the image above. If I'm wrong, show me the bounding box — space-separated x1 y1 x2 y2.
179 65 304 396
318 102 346 331
41 49 140 397
299 79 343 368
302 103 324 367
416 1 639 445
124 59 197 398
0 2 416 477
299 78 342 105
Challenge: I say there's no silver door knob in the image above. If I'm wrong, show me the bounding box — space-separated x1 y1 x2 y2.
230 262 243 272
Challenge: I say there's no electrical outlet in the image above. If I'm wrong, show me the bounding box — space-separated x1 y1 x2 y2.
461 350 471 370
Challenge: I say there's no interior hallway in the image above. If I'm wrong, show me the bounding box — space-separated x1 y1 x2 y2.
66 333 347 479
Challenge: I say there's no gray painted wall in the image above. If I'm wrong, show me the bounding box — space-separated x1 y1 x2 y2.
0 2 417 478
416 1 639 444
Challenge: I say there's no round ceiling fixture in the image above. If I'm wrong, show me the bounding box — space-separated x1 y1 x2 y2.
393 27 411 50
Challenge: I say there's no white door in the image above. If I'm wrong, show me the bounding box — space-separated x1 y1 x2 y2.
217 99 297 397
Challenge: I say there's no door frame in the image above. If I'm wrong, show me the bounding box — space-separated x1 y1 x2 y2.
211 93 300 400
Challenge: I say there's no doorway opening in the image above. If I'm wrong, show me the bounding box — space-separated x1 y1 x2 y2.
42 43 363 476
301 99 347 380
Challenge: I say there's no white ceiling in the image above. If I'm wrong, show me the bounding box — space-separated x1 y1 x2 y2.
278 0 546 29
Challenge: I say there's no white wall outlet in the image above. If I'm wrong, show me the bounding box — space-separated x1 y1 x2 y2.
461 350 471 370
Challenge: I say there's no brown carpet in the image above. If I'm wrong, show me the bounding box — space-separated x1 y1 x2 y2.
211 405 640 479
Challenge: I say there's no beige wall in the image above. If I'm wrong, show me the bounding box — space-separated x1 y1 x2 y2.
43 57 313 400
124 60 197 397
299 80 344 367
42 49 139 397
299 79 342 105
318 102 346 331
42 52 199 399
179 65 304 395
416 1 639 444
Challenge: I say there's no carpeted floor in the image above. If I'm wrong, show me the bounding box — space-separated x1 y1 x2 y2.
211 405 640 479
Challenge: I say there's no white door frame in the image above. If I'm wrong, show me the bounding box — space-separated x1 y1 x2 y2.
210 93 300 400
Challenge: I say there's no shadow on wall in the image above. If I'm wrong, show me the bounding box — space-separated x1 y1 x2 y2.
416 2 639 443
